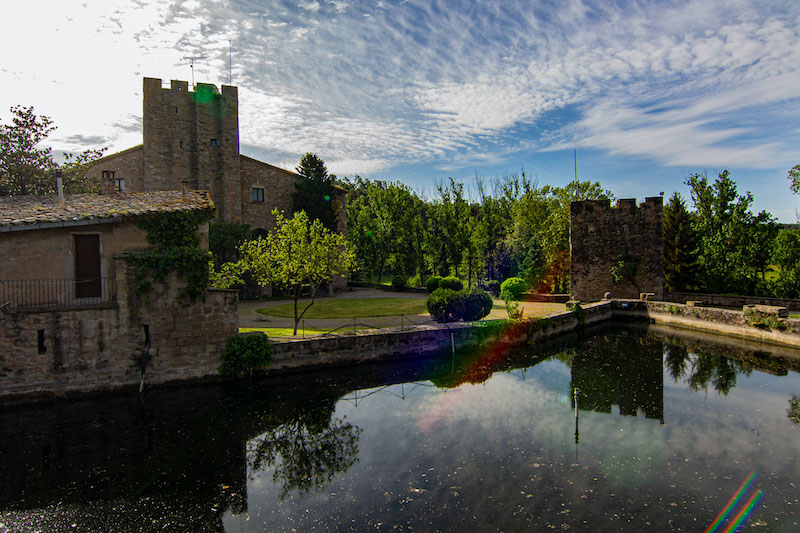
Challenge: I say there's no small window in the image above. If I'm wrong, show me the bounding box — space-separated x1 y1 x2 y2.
115 178 125 192
252 187 265 202
101 170 115 180
210 138 218 147
37 330 46 354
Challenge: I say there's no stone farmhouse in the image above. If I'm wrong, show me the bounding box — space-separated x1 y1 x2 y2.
0 191 237 399
85 77 346 236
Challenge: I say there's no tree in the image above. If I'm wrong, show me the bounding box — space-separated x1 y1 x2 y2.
292 153 338 231
0 105 104 195
662 192 700 292
686 170 769 294
238 210 355 334
0 105 55 195
788 164 800 194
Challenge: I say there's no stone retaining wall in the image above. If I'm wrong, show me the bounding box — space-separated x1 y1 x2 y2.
665 291 800 311
0 256 238 401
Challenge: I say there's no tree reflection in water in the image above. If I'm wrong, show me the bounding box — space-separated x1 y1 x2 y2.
664 345 753 395
247 401 362 498
788 395 800 424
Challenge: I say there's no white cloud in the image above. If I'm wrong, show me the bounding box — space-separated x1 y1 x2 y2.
2 0 798 180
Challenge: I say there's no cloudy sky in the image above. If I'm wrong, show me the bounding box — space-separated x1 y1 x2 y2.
2 0 799 219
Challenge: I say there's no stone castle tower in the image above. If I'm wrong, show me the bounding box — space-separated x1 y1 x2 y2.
141 78 241 221
86 78 345 236
570 197 664 301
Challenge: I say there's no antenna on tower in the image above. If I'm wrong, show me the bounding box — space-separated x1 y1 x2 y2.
182 55 207 88
228 39 232 85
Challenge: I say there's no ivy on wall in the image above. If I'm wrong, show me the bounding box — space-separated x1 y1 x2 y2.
126 209 215 302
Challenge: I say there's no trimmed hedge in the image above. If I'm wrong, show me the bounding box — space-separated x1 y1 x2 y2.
392 275 407 291
426 275 442 293
218 333 272 378
463 288 493 321
426 287 493 323
426 288 466 323
440 276 464 291
500 277 528 300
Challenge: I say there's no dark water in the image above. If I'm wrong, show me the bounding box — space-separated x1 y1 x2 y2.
2 323 799 532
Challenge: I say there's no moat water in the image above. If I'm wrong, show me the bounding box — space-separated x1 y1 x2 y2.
1 323 799 532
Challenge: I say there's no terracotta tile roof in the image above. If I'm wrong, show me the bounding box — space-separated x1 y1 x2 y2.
0 190 215 231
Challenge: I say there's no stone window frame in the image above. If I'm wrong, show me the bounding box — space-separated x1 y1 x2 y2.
210 138 218 147
252 187 265 203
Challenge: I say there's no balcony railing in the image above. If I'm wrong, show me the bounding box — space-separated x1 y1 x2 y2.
0 278 116 310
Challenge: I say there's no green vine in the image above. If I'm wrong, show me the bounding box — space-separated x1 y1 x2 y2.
126 209 215 303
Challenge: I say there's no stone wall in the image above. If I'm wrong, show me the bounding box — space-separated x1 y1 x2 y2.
142 78 242 222
83 145 144 192
1 222 149 282
570 197 663 301
0 255 238 400
665 291 800 311
239 155 298 231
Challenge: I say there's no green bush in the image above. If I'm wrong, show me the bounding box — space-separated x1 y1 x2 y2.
440 276 464 291
484 280 500 297
426 275 442 293
392 275 407 291
407 274 422 288
500 277 528 300
218 333 272 378
426 288 467 323
463 288 493 321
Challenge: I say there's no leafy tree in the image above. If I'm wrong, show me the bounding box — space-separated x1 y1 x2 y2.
209 221 252 263
686 170 775 294
663 192 700 292
292 153 338 231
0 105 104 195
237 210 355 334
345 178 421 282
512 179 612 292
788 164 800 194
771 229 800 298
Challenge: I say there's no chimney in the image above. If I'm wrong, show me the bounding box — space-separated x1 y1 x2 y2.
56 169 65 207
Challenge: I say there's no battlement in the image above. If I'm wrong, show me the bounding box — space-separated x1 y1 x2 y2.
570 196 663 216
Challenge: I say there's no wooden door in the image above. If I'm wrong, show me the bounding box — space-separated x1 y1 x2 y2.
74 234 101 298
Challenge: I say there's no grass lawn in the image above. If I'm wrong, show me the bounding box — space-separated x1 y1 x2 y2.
257 298 428 318
239 326 327 337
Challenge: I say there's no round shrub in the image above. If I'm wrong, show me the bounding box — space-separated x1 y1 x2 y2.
484 280 500 297
392 275 407 291
426 275 442 293
439 276 464 291
218 333 272 378
426 288 467 323
500 277 528 300
407 274 422 288
463 288 494 321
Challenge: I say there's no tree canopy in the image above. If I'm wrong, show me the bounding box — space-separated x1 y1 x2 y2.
292 153 339 231
0 105 104 196
237 209 355 334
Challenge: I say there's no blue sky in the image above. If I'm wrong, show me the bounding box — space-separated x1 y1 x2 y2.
2 0 799 219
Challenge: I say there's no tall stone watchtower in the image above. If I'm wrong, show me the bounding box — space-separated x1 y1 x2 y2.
570 197 663 301
142 78 242 221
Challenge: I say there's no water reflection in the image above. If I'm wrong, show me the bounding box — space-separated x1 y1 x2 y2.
1 324 799 532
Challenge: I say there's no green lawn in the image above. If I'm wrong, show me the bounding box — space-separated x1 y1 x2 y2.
239 326 327 337
257 297 428 318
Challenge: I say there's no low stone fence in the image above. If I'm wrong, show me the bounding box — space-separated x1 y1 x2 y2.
665 291 800 311
613 299 800 351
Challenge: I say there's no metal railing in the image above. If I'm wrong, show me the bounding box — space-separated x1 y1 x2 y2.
264 313 450 340
0 278 116 310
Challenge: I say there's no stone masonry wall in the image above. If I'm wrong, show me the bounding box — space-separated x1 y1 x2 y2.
0 255 238 399
570 197 663 301
141 78 241 221
83 146 144 192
